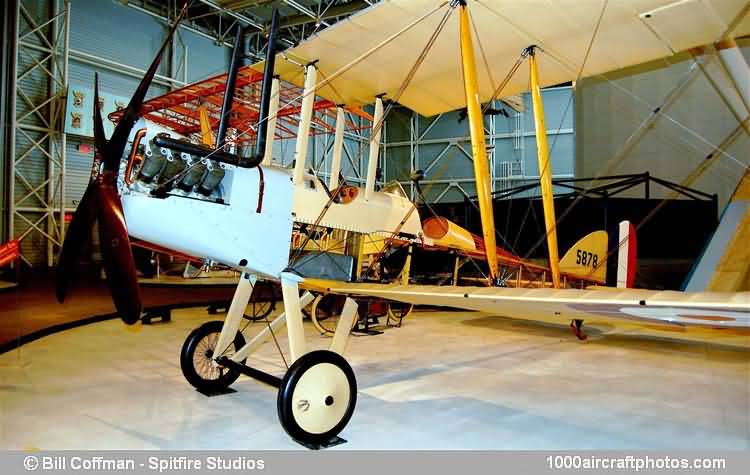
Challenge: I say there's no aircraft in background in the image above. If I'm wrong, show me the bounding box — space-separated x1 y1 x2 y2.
57 0 750 447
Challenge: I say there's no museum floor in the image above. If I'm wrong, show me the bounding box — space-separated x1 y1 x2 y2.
0 305 748 450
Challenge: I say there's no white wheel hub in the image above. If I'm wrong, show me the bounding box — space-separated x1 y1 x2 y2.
291 362 351 434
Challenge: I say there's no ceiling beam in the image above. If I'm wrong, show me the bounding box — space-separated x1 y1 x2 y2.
280 1 371 29
218 0 276 10
195 0 264 30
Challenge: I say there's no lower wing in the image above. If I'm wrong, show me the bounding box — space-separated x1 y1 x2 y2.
302 280 750 329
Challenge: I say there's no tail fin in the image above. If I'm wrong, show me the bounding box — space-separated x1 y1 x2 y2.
616 221 637 288
559 230 608 284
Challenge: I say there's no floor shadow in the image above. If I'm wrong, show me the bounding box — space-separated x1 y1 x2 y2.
462 315 750 356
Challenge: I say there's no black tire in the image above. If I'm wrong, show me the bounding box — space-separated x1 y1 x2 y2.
180 320 246 392
277 350 357 445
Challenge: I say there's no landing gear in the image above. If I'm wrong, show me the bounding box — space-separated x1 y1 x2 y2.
180 273 359 448
277 350 357 447
386 302 413 327
180 320 246 393
570 319 587 341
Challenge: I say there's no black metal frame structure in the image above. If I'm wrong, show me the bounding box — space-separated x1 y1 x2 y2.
485 172 717 204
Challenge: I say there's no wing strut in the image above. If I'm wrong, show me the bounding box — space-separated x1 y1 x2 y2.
293 64 317 185
527 46 561 288
458 1 498 283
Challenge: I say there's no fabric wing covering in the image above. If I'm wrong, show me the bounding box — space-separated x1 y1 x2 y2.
302 279 750 329
254 0 750 117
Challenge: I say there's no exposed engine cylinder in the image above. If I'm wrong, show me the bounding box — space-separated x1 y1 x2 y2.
178 157 207 192
137 146 165 183
129 137 228 202
198 161 225 196
157 151 188 190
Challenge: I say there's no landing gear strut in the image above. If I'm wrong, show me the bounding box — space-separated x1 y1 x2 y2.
179 272 360 448
570 319 587 341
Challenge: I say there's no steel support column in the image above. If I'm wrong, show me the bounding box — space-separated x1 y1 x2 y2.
9 0 69 266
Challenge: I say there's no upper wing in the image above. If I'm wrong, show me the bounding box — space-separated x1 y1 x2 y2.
262 0 749 116
303 279 750 329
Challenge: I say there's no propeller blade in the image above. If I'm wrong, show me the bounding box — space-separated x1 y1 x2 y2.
104 3 188 172
57 3 185 322
93 73 107 152
56 75 110 303
55 183 98 303
96 173 142 324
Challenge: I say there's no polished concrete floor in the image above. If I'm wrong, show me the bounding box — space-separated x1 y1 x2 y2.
0 271 236 352
1 306 748 449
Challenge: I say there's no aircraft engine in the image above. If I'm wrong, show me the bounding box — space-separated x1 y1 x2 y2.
178 157 207 192
157 151 188 190
197 161 225 196
137 145 165 183
123 132 230 204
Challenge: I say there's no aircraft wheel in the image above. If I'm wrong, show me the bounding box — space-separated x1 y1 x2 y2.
386 302 413 327
180 320 246 392
310 294 357 335
570 319 588 341
277 350 357 445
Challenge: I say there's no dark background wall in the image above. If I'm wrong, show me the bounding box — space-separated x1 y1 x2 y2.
427 195 718 289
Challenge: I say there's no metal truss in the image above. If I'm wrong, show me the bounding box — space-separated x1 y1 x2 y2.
385 90 576 204
116 60 373 186
9 0 70 266
385 107 505 204
124 1 377 59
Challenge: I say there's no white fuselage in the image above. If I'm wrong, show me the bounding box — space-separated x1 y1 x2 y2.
120 120 424 279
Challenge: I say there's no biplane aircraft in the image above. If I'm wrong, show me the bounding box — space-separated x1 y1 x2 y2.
57 0 750 447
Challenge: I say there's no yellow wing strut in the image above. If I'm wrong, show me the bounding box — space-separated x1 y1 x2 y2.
459 3 498 282
528 47 561 288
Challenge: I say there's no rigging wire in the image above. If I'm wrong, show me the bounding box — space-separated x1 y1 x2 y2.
263 312 289 370
482 57 524 115
238 305 289 371
522 47 742 261
469 10 497 103
412 179 492 283
150 1 451 192
577 116 749 284
371 3 456 141
516 0 608 263
286 2 456 273
546 0 609 161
